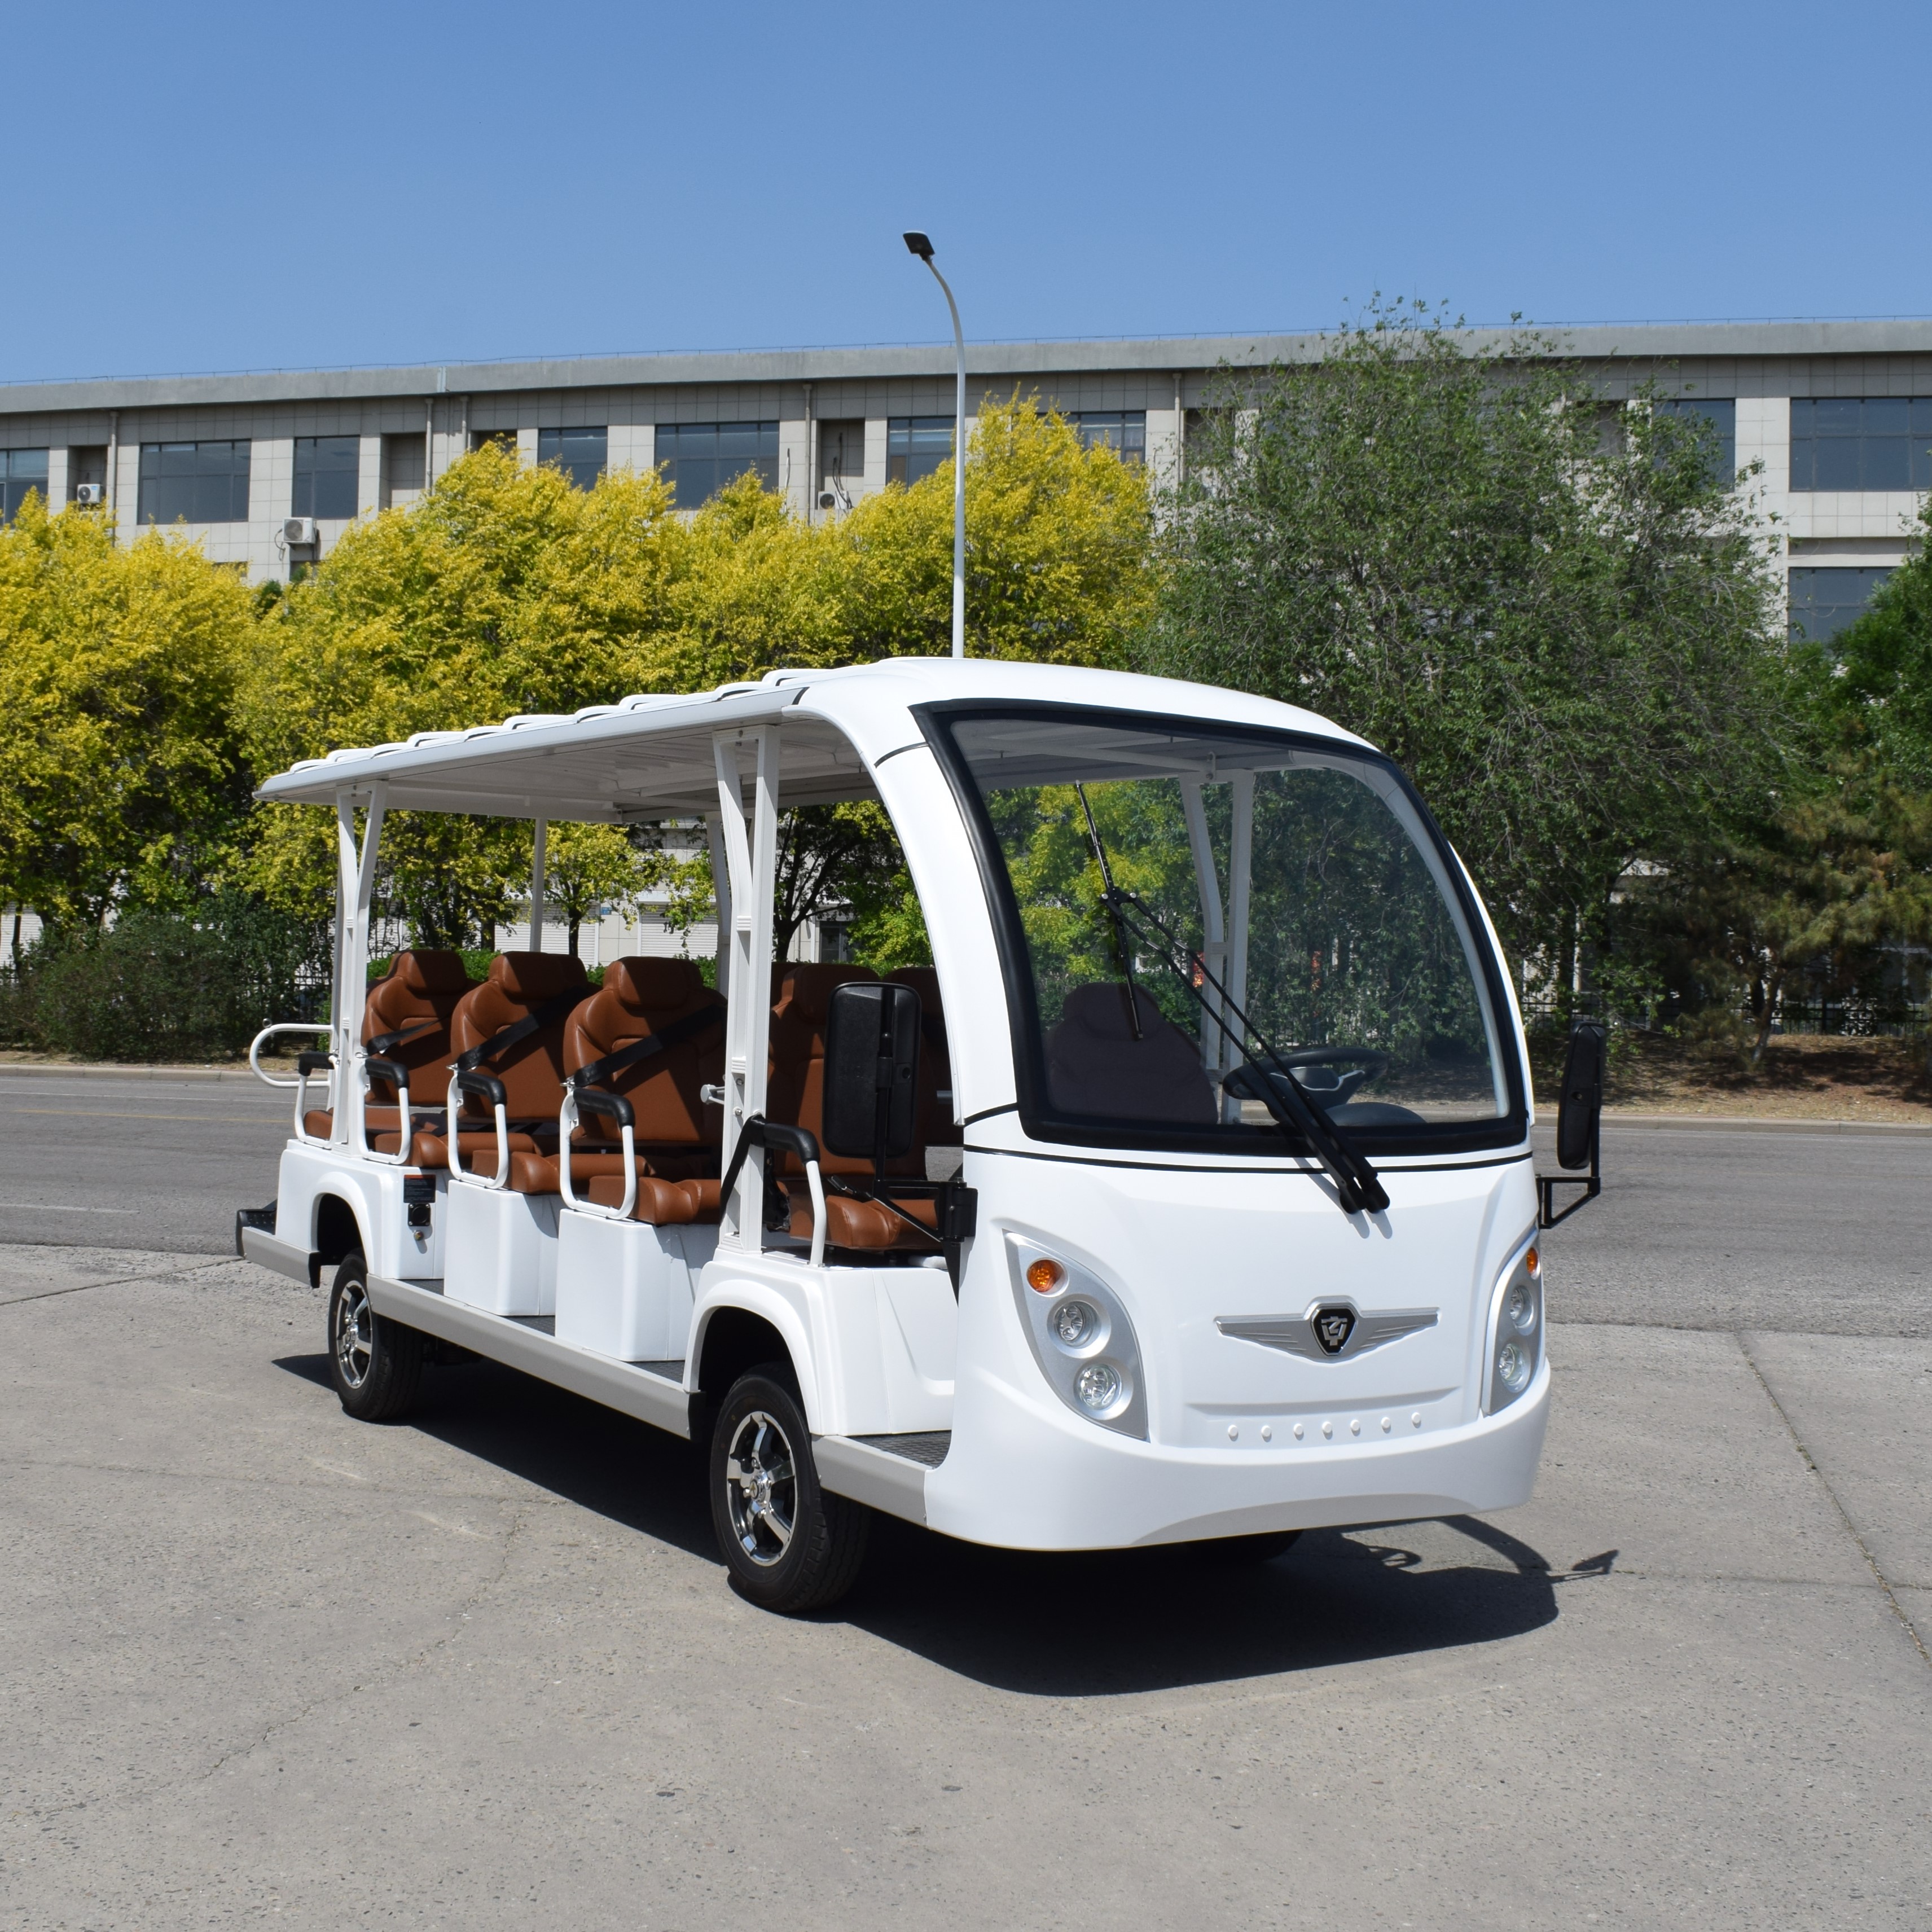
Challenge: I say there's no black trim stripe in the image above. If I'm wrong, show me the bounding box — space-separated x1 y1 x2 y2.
960 1143 1534 1176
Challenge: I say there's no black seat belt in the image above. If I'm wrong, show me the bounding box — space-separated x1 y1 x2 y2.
453 990 589 1074
367 1018 440 1056
565 1004 726 1097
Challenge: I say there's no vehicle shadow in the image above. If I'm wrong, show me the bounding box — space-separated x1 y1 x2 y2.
837 1512 1562 1696
275 1353 1566 1694
274 1352 720 1562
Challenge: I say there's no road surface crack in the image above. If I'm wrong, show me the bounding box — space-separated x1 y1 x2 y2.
1738 1333 1930 1671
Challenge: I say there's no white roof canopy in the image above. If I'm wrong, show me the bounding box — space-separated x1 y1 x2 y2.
252 660 1369 823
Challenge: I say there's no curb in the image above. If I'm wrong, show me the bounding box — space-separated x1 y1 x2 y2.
0 1061 279 1084
1595 1112 1932 1137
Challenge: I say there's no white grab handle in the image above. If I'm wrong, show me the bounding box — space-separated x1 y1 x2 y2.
249 1022 331 1090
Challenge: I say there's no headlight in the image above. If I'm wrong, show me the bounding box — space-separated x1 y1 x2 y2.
1005 1234 1147 1439
1483 1238 1544 1416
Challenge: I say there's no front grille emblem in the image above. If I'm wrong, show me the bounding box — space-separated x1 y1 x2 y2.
1312 1305 1356 1355
1215 1301 1438 1362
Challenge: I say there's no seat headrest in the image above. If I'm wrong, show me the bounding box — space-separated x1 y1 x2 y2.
489 951 590 1002
1060 982 1166 1042
604 956 708 1012
395 949 472 996
776 963 877 1024
886 966 942 1016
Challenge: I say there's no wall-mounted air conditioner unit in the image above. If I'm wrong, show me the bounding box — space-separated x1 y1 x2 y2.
283 517 318 546
73 484 106 507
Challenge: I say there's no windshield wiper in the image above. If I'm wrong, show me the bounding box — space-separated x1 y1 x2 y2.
1072 794 1390 1218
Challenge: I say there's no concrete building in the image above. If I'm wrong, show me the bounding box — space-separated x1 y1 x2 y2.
3 319 1930 644
3 319 1929 960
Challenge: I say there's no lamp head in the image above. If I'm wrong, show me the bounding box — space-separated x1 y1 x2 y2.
902 231 934 261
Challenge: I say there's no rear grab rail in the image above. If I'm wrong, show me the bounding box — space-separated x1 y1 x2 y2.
557 1086 637 1222
448 1068 513 1191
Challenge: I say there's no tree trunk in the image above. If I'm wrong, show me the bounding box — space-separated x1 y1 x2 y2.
1749 968 1783 1065
568 915 581 958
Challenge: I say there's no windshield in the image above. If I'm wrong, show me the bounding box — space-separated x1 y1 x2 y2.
932 707 1519 1152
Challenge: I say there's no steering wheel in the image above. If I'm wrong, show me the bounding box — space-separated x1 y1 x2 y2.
1274 1046 1390 1104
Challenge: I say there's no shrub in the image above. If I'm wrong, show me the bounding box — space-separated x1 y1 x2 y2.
8 898 326 1062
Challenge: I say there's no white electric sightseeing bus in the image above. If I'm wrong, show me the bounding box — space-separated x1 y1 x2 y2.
239 659 1600 1613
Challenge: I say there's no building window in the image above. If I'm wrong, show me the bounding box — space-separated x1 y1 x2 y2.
1655 398 1735 485
382 433 425 508
1069 410 1147 463
537 425 607 489
887 416 955 487
1790 398 1932 492
137 440 251 524
292 436 360 520
1 449 49 522
817 419 866 499
656 421 779 504
471 429 516 455
67 445 107 502
1789 565 1894 644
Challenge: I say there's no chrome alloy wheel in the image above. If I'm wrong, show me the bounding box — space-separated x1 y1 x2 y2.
724 1410 797 1567
333 1276 374 1390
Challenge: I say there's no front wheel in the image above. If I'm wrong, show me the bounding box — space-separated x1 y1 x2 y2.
709 1369 869 1613
328 1259 424 1422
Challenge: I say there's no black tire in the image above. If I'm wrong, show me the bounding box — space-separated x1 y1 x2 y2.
1193 1529 1303 1566
327 1258 425 1422
709 1367 870 1613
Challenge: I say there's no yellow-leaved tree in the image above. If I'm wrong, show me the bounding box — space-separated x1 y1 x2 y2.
237 398 1154 949
0 494 251 936
237 446 691 939
836 391 1153 666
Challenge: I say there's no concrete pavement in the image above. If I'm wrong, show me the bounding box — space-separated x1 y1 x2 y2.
2 1235 1926 1930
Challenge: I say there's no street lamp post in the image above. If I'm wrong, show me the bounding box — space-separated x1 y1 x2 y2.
903 231 965 661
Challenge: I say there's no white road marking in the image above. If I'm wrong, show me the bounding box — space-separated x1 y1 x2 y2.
0 1201 137 1214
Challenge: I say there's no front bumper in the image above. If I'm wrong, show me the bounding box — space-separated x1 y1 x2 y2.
925 1355 1551 1550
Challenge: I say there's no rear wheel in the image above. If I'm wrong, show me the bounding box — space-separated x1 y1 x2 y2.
709 1368 869 1613
328 1259 424 1422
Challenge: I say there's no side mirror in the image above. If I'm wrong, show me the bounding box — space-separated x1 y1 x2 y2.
1555 1020 1606 1171
822 981 921 1170
1540 1019 1605 1227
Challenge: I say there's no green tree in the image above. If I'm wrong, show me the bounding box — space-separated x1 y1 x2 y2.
1825 495 1932 784
1631 752 1932 1060
541 820 652 956
0 495 252 938
1139 302 1792 980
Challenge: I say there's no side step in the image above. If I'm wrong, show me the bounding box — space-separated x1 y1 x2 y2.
361 1274 939 1527
366 1272 695 1439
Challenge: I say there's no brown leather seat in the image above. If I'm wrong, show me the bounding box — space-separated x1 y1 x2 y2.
301 950 478 1153
1044 982 1215 1125
365 950 474 1108
765 962 939 1253
438 952 591 1180
531 957 731 1224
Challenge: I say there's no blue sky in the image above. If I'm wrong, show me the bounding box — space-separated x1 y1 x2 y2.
3 0 1927 383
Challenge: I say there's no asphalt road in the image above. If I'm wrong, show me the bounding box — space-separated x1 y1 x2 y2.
2 1076 1928 1927
1 1070 1926 1334
0 1071 289 1256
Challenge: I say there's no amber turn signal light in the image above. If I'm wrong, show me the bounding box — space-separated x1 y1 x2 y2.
1026 1257 1065 1294
1526 1246 1540 1275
